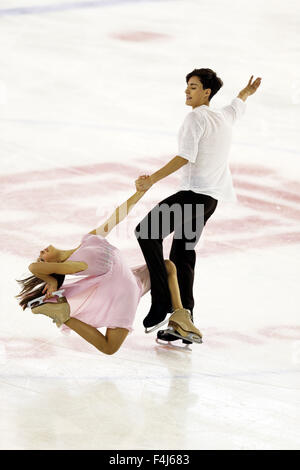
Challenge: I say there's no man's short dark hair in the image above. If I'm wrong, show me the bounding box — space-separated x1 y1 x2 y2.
186 68 223 101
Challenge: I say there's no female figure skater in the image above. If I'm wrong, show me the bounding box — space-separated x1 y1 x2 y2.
16 189 201 355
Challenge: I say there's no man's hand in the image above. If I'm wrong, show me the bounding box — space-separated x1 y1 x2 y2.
135 174 153 192
238 75 262 101
135 156 187 191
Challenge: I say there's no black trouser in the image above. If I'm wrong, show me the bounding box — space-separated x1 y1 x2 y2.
134 190 218 315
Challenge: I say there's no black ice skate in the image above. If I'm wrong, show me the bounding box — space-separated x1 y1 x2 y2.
143 304 173 334
156 329 192 345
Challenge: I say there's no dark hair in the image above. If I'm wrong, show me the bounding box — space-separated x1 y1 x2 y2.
15 273 65 310
186 68 223 101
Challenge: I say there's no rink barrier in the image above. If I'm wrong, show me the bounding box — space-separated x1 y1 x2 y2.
0 0 166 17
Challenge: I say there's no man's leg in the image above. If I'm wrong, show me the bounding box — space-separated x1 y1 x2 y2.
158 192 218 342
170 192 218 313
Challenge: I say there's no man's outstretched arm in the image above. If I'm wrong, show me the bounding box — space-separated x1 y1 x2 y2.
135 75 262 191
238 75 262 102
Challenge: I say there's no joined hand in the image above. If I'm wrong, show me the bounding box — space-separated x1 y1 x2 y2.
135 174 153 191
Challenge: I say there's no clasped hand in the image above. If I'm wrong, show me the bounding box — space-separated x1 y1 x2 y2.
135 174 153 192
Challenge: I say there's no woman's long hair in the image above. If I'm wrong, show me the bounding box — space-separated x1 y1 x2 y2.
15 273 65 310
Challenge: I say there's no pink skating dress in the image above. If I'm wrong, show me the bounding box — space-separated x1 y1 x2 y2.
46 233 150 333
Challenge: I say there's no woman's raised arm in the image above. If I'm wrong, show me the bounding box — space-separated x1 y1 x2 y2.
89 190 147 237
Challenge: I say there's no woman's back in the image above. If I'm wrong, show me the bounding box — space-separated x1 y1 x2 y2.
67 233 116 277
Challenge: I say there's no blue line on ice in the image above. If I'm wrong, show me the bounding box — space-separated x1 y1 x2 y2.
0 0 166 17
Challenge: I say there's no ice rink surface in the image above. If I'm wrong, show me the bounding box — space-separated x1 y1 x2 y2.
0 0 300 450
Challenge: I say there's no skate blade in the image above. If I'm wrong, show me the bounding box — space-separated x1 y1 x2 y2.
155 338 192 351
165 327 202 344
144 315 171 334
27 289 65 309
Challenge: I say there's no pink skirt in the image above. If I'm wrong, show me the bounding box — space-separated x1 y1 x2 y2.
46 262 150 334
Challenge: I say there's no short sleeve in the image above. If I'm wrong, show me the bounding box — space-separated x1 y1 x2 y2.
221 97 246 124
177 112 204 163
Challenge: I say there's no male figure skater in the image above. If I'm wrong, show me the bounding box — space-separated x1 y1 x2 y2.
135 68 261 343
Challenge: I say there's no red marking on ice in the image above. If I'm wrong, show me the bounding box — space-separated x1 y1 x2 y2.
231 163 276 177
204 328 264 345
258 325 300 340
1 325 298 358
0 162 138 185
204 339 228 349
234 180 300 205
1 161 300 259
0 337 56 359
237 194 300 221
110 31 171 42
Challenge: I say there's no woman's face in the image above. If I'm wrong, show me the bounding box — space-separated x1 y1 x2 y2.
37 245 57 262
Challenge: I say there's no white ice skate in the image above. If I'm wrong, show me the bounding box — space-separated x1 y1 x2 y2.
155 337 193 351
27 289 65 309
165 308 203 344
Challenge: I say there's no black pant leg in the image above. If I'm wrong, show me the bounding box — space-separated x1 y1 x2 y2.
136 236 172 308
169 192 218 313
170 237 196 312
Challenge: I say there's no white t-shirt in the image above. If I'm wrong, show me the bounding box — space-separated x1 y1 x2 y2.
177 97 246 202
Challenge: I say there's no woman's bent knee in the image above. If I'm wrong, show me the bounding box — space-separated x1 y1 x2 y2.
104 344 120 355
104 328 129 355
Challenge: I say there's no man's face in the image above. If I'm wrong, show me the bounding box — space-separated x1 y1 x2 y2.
185 76 211 108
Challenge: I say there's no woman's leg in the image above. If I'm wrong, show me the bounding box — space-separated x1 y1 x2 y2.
64 318 128 355
32 300 129 355
163 259 202 342
164 260 183 310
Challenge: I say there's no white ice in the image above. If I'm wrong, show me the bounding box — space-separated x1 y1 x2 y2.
0 0 300 450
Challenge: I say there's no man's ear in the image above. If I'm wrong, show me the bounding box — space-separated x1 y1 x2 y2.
205 88 211 98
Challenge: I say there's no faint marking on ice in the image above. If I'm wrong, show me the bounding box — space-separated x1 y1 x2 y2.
1 117 299 157
1 326 300 362
0 369 299 387
258 326 300 340
291 79 300 105
0 343 7 366
292 341 300 365
0 117 176 137
0 80 8 105
110 31 171 42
